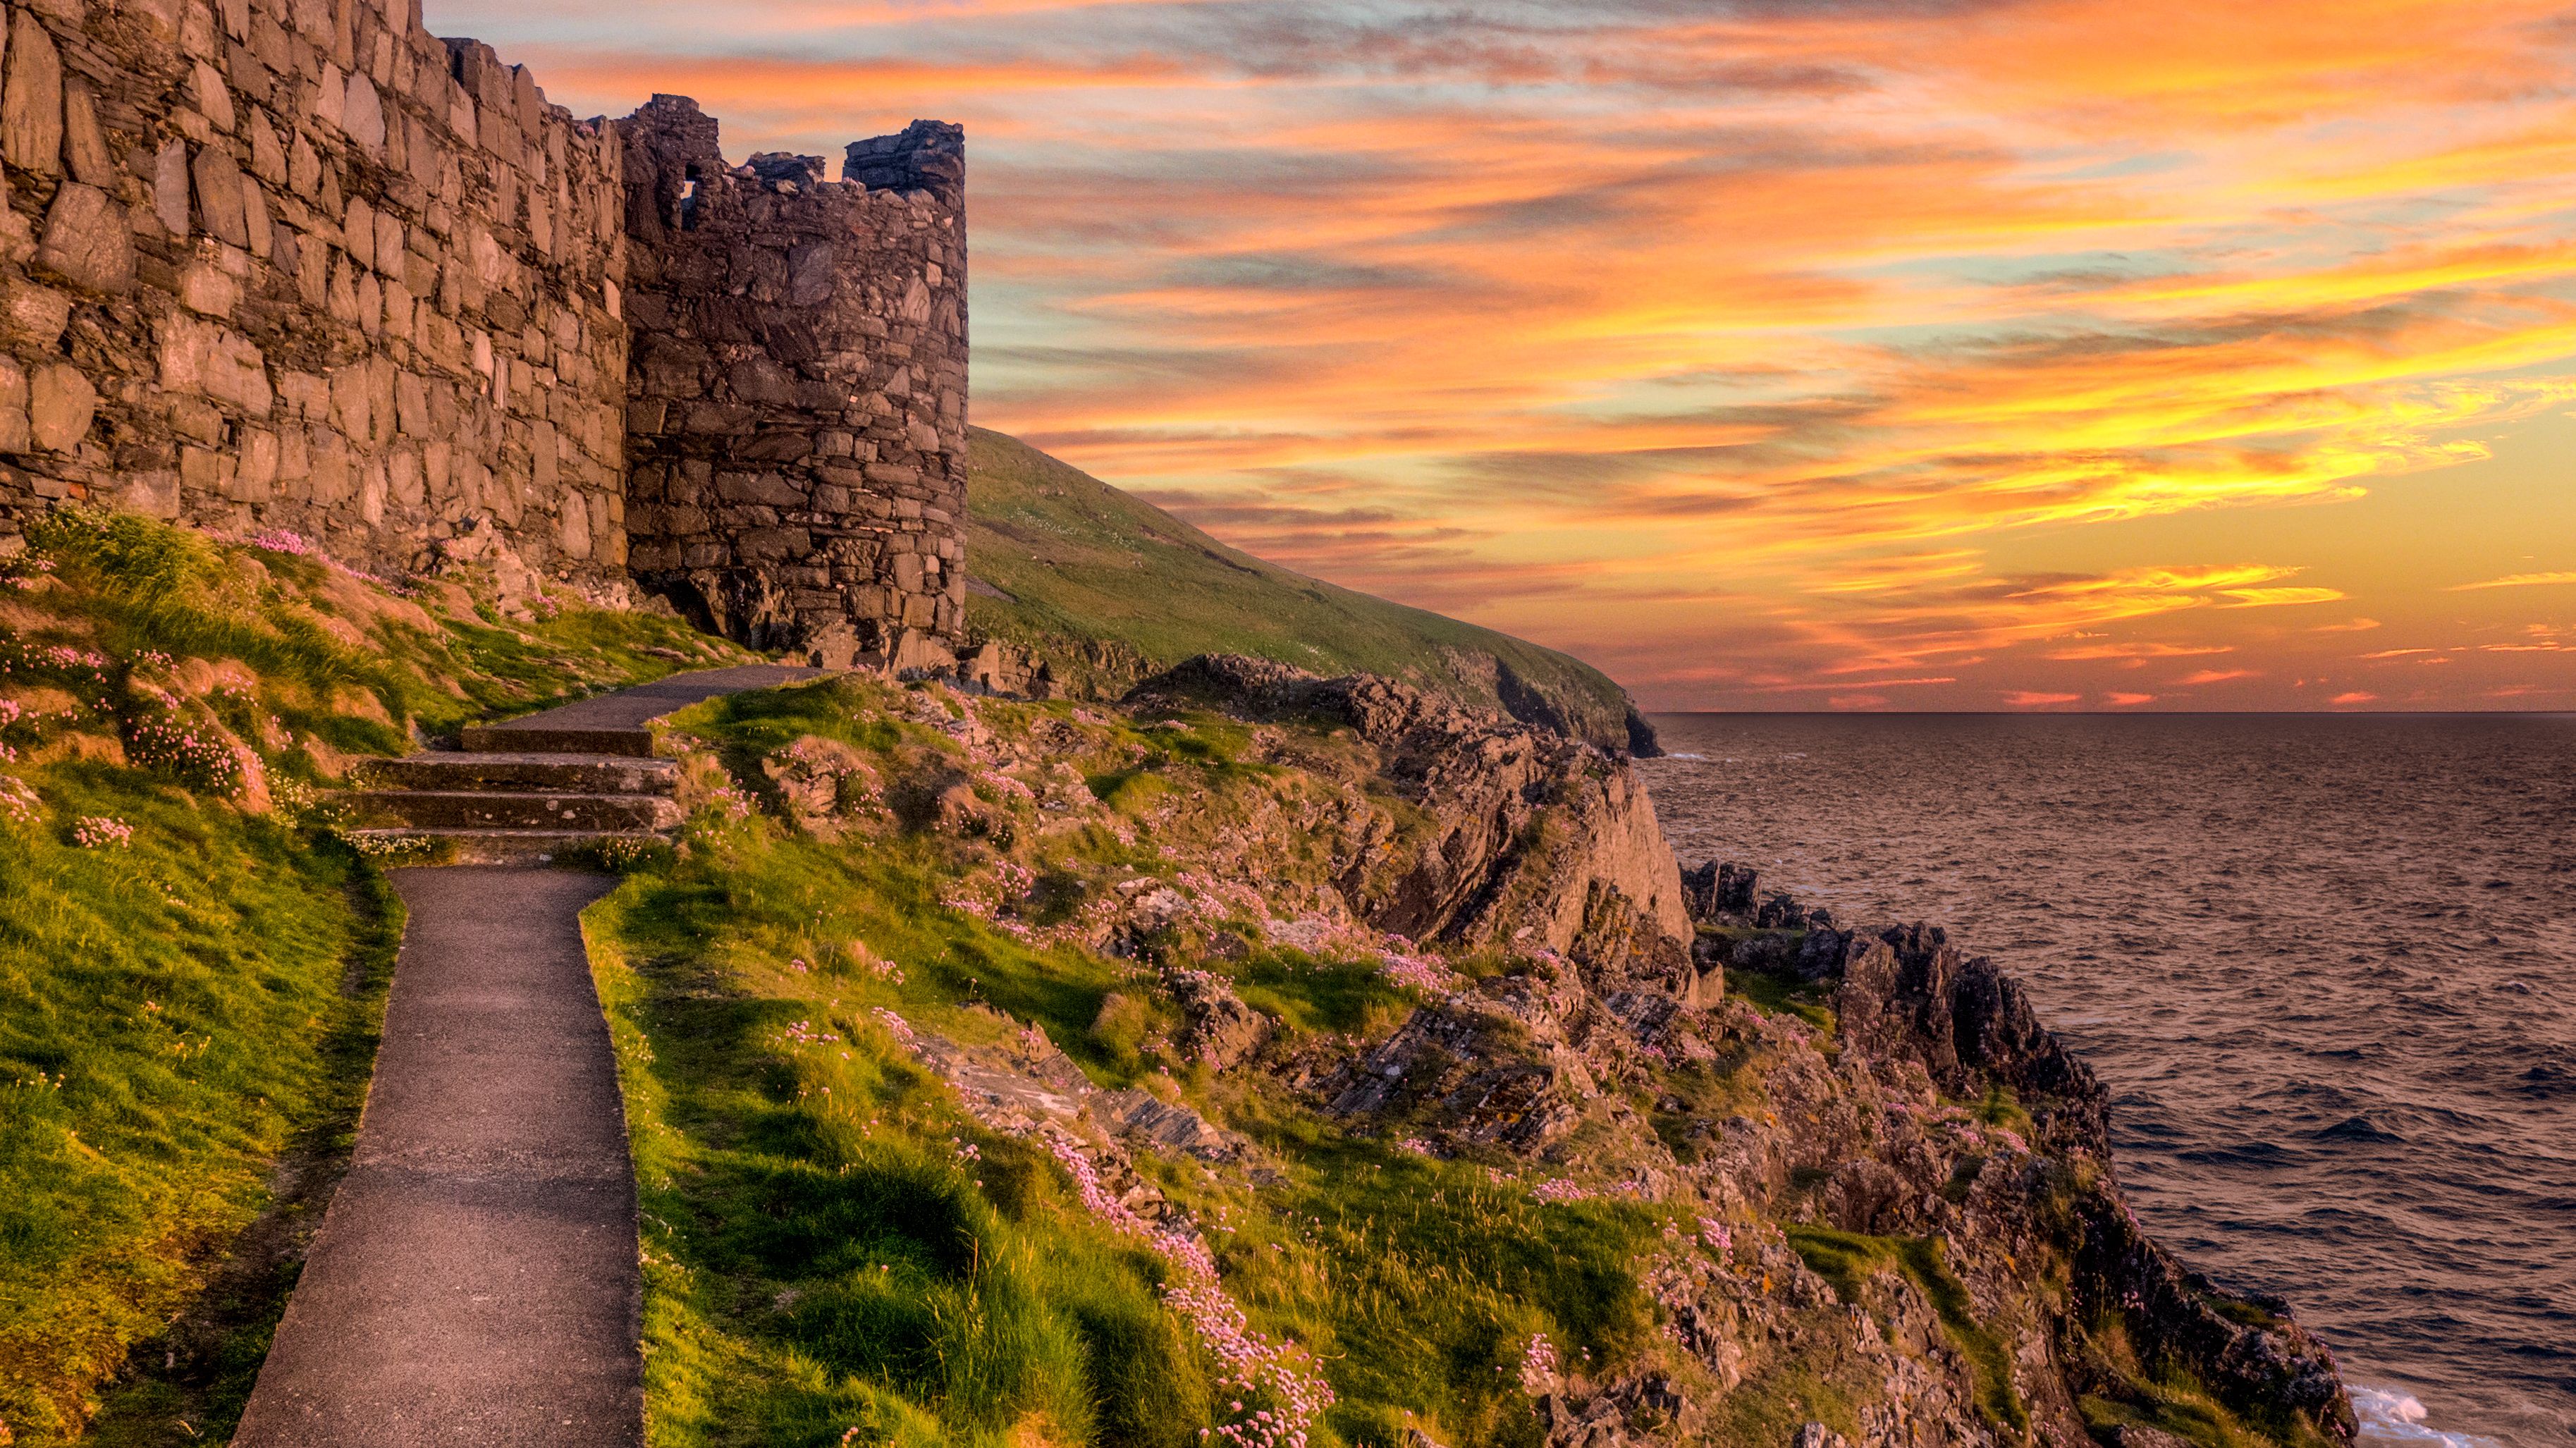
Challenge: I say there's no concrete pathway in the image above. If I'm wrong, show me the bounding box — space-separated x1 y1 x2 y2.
471 663 823 737
239 666 826 1443
233 868 638 1447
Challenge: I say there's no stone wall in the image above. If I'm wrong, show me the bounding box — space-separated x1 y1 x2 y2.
618 97 967 670
0 0 634 591
0 6 971 665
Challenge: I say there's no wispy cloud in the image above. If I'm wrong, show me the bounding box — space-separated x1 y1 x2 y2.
2448 570 2576 590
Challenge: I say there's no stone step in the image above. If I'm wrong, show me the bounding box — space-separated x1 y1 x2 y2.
334 790 684 833
456 724 656 759
338 829 668 869
355 752 678 796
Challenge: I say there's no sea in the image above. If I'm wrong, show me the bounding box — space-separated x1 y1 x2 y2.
1637 713 2576 1448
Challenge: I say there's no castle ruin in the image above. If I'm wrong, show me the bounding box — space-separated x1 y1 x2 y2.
0 0 967 672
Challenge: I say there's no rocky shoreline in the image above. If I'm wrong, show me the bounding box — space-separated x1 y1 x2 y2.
1676 869 2356 1448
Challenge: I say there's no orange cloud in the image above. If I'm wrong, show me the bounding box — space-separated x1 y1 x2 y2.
2002 691 2085 707
2448 570 2576 590
2176 669 2259 685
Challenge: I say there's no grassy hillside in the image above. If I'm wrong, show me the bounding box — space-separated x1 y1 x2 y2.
964 429 1658 754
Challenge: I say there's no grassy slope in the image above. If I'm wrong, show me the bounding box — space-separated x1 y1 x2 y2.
587 677 1664 1448
964 429 1652 752
0 512 751 1445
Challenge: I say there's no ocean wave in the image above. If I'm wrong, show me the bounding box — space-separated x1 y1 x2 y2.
2352 1387 2505 1448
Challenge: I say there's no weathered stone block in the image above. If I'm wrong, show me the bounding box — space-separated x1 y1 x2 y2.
28 364 97 451
0 359 32 454
63 78 113 186
343 72 385 149
161 314 274 417
1 283 70 349
35 185 136 294
4 13 64 175
193 145 252 247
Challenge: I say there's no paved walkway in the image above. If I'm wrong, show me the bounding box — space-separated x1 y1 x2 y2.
477 664 822 735
234 867 639 1446
237 667 824 1444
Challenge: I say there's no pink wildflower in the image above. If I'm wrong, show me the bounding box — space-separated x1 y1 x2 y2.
1518 1332 1559 1395
72 816 134 849
1378 952 1452 994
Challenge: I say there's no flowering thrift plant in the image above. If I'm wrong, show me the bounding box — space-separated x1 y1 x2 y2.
0 774 39 826
1 553 56 589
1378 951 1453 994
123 712 252 797
72 816 134 848
1518 1332 1560 1395
1038 1131 1335 1447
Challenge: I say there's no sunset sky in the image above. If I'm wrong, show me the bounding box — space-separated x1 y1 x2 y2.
434 0 2576 710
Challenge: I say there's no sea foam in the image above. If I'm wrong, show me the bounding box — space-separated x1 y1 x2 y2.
2348 1387 2501 1448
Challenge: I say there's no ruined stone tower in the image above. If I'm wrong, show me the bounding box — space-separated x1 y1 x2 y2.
0 1 968 672
618 98 968 671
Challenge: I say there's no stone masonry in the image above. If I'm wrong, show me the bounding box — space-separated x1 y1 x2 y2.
0 0 967 665
619 97 967 670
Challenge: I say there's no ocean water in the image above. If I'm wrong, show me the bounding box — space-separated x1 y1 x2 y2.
1637 714 2576 1448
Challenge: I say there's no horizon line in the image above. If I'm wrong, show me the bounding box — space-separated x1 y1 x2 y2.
1637 708 2576 718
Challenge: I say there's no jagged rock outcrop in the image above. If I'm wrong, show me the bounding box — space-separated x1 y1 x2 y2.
1125 654 1693 959
1664 859 2358 1448
1166 967 1270 1071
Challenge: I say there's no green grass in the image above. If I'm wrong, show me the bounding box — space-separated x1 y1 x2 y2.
2073 1306 2342 1448
1784 1228 2027 1435
0 767 398 1444
0 510 756 1444
965 429 1648 751
1724 965 1838 1035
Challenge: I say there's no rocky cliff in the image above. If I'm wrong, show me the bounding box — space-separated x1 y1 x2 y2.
1127 654 1691 959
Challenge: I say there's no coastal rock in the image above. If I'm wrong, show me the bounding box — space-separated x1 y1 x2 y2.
760 735 877 835
1681 859 1759 921
1166 967 1269 1070
1125 654 1694 957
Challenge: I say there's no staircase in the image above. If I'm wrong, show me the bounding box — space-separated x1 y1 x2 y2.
337 665 821 866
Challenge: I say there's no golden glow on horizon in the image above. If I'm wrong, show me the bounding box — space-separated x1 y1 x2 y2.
435 0 2576 709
